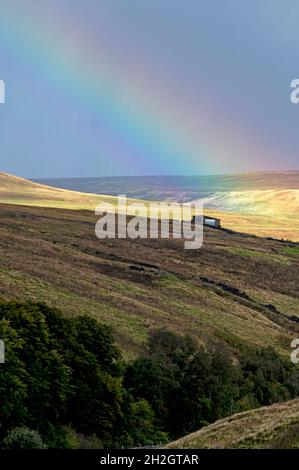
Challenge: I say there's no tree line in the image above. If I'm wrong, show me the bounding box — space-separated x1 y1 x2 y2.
0 300 298 448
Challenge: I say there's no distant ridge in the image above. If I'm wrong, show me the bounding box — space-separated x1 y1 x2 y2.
35 172 299 217
36 171 299 193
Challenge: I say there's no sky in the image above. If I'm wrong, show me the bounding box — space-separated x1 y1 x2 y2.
0 0 299 178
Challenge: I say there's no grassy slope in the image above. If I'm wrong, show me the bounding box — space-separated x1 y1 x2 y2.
0 172 140 210
1 202 299 359
203 188 299 217
1 172 299 241
206 209 299 242
204 187 299 242
166 399 299 449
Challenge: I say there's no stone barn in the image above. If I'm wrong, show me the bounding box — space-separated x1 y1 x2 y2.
192 215 221 229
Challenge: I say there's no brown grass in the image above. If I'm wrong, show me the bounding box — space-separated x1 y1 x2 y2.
0 203 299 357
166 399 299 449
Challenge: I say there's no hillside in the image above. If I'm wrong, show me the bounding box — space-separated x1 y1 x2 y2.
202 188 299 217
1 172 299 241
0 202 299 357
0 172 140 210
166 399 299 449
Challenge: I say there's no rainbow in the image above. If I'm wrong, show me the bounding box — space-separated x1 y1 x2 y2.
0 2 283 176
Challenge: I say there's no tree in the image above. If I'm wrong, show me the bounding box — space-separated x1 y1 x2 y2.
2 427 46 449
